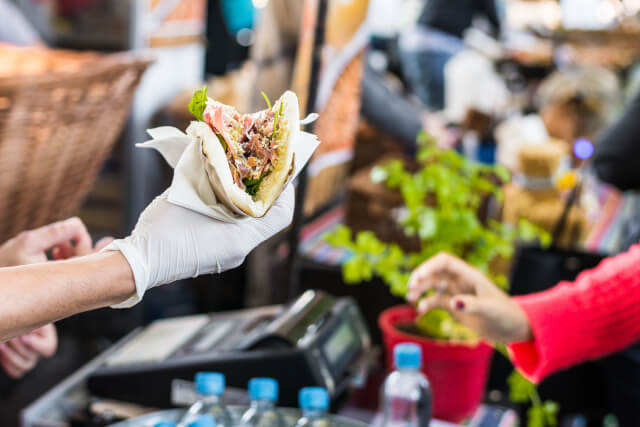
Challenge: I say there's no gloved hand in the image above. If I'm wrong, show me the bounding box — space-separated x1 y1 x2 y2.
107 185 295 307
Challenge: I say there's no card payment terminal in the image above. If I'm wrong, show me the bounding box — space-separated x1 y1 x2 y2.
88 291 372 408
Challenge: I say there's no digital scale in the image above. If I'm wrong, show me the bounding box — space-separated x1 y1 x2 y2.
87 291 372 408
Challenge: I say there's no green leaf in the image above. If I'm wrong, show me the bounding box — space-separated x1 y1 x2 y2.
380 160 408 189
355 231 386 255
418 209 437 240
416 130 435 147
375 245 405 277
343 255 373 284
543 400 559 426
386 270 411 297
507 370 536 403
494 274 509 291
494 165 511 182
242 170 270 196
188 86 208 121
527 405 545 427
370 166 388 183
271 99 284 140
261 91 272 110
518 219 552 247
414 308 476 340
324 225 353 248
214 131 227 152
416 309 456 340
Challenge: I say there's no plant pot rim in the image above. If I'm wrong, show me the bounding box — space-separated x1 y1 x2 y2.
379 304 492 350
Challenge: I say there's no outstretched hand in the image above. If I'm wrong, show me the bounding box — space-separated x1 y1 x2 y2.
408 252 533 343
108 184 295 307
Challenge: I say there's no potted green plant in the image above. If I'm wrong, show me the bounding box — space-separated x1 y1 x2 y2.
325 133 557 425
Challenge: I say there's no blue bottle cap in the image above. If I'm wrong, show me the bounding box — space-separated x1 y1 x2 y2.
195 372 226 396
187 414 216 427
394 343 422 370
299 387 330 411
154 423 177 427
248 377 279 402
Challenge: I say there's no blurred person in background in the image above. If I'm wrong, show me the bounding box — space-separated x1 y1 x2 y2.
407 92 640 426
0 0 42 45
0 218 112 425
399 0 501 110
409 249 640 425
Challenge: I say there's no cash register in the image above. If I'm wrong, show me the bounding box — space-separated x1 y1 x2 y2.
87 291 372 408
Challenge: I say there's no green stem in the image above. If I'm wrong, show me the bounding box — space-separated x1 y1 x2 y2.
529 386 542 407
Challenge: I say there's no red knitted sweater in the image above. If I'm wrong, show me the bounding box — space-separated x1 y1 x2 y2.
507 244 640 383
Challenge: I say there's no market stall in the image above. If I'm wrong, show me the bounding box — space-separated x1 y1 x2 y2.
2 0 640 426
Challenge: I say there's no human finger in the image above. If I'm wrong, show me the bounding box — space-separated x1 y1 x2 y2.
416 293 452 315
0 359 24 378
52 241 74 260
0 343 36 374
23 325 57 357
408 253 458 303
6 338 38 361
449 295 488 316
21 217 92 254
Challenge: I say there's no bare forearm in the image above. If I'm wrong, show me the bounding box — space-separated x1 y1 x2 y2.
0 252 134 341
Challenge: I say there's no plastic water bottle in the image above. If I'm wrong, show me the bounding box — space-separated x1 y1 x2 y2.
186 414 216 427
381 343 432 427
238 378 285 427
295 387 331 427
180 372 233 427
154 422 177 427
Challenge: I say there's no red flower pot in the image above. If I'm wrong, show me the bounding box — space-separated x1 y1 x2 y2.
379 305 493 423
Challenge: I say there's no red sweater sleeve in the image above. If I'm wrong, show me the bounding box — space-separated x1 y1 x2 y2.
507 243 640 383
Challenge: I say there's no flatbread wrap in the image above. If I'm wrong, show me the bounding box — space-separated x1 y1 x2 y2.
186 88 299 217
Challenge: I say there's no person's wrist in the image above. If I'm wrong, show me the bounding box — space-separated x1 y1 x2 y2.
511 300 533 342
103 238 150 308
98 251 137 306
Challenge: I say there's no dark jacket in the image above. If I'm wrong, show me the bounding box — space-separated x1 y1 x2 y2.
593 91 640 191
418 0 500 38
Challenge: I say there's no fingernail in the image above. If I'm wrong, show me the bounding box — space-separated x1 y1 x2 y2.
455 300 465 311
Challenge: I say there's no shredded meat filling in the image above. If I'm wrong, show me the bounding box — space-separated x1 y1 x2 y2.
204 102 281 193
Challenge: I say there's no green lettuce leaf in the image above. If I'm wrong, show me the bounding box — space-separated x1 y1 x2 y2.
242 170 271 196
188 86 208 121
271 100 284 141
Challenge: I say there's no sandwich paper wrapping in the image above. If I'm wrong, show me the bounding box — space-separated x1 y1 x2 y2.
137 124 320 222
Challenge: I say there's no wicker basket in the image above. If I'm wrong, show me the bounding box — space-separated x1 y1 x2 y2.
0 48 151 242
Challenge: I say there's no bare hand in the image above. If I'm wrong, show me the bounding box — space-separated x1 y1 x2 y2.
0 217 113 267
408 252 533 343
0 324 57 379
0 218 112 378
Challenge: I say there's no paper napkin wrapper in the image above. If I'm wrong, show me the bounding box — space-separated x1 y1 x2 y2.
137 124 320 222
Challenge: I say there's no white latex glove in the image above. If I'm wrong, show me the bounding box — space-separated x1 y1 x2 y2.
107 185 295 308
